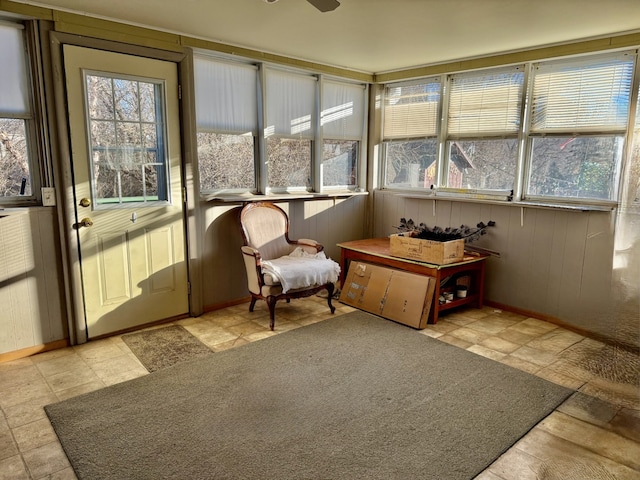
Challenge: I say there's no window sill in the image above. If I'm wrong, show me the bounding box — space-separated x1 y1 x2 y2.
387 191 616 212
202 190 369 203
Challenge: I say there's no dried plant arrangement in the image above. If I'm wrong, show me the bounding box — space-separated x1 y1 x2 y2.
394 218 496 244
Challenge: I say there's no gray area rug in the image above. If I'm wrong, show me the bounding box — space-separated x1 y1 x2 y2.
45 311 573 480
121 325 213 372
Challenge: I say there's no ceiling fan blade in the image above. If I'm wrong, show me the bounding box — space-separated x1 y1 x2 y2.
306 0 340 12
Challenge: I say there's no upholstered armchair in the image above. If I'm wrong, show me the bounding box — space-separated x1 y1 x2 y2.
239 202 339 330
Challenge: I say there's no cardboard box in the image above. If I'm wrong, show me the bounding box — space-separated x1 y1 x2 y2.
389 233 464 265
339 261 436 329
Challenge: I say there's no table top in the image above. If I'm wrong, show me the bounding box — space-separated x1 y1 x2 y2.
337 237 487 269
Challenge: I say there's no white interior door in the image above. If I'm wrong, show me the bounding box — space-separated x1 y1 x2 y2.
64 45 189 338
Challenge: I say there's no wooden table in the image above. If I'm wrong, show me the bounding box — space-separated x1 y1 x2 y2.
337 238 487 324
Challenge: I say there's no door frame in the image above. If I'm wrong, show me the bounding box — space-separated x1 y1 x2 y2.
49 31 203 344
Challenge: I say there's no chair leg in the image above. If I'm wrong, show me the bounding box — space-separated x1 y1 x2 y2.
326 283 336 314
266 296 278 331
249 297 257 312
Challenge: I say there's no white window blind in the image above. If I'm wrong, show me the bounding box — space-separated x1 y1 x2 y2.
0 23 29 116
266 69 316 139
194 56 258 135
321 80 365 139
448 67 524 137
383 79 441 139
531 52 634 133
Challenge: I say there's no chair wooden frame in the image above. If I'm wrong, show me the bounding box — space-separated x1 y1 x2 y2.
239 202 335 330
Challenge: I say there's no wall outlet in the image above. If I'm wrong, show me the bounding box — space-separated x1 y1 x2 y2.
42 187 56 206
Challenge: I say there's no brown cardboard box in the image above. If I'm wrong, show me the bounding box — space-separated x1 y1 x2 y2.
339 261 436 329
389 233 464 265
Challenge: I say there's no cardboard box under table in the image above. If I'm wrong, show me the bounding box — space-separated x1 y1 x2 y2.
339 261 436 329
389 232 464 265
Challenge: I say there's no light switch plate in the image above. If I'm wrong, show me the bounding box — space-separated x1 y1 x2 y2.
42 187 56 206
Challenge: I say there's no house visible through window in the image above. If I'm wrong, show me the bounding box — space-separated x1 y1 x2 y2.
381 50 638 206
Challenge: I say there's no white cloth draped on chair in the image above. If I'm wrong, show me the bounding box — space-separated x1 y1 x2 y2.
261 247 340 293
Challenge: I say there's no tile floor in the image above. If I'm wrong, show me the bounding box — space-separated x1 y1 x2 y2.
0 296 639 479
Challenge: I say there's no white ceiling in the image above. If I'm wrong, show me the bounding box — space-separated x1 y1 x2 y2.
14 0 640 74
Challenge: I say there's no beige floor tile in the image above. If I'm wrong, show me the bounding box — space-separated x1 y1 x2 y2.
514 428 640 480
509 318 558 337
213 337 251 351
3 392 59 429
580 377 640 410
0 455 29 480
88 354 148 383
510 345 558 367
437 334 473 349
499 355 543 375
526 329 585 354
557 392 619 428
73 340 126 363
0 378 53 410
538 411 640 470
485 446 544 480
226 320 270 337
54 380 106 402
448 326 490 344
466 315 520 334
466 344 507 361
21 441 70 479
611 408 640 443
480 336 521 354
474 470 505 480
0 427 18 461
496 327 538 346
49 466 78 480
417 328 443 339
34 354 87 378
12 418 57 453
44 365 102 393
535 367 587 390
425 321 459 335
442 313 478 327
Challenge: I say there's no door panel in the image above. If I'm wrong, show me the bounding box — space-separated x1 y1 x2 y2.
64 45 188 338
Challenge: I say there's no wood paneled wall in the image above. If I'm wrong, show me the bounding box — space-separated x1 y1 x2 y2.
199 196 368 310
373 190 639 347
0 208 67 354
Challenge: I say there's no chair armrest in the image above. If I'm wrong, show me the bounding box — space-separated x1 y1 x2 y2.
294 238 324 253
241 245 261 258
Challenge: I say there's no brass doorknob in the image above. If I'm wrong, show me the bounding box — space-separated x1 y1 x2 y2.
79 198 91 207
78 217 93 228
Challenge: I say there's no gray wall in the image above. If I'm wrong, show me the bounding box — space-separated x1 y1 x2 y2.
373 189 639 348
0 208 67 354
199 196 369 309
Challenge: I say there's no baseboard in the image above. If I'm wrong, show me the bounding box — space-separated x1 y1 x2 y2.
0 339 69 364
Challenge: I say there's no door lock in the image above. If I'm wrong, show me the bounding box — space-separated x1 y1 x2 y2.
79 198 91 207
74 217 94 229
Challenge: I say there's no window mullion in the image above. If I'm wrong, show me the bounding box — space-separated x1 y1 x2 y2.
257 64 266 194
515 63 534 201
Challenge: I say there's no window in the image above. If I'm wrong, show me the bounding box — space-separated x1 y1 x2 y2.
381 50 638 206
194 54 366 196
265 69 316 192
85 73 169 205
446 67 524 192
383 79 441 189
526 52 634 201
194 56 258 192
321 81 365 188
0 22 35 202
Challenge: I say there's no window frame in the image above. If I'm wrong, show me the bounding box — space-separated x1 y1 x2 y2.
0 20 43 207
193 52 368 197
380 49 640 208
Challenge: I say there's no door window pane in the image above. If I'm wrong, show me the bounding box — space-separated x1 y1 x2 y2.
85 73 168 205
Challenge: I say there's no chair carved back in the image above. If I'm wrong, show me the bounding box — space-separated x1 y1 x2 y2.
240 203 293 260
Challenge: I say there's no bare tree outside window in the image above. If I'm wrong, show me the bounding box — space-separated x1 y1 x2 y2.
322 140 357 187
0 119 31 197
197 132 255 191
266 137 311 190
86 74 167 204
